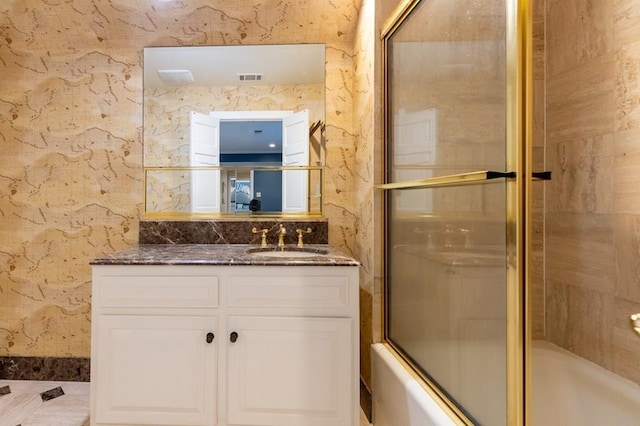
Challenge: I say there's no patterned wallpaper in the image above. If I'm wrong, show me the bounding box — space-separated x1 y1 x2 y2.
0 0 363 358
144 82 324 213
144 83 325 167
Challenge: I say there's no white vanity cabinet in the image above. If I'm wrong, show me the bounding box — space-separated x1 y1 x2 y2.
91 263 359 426
90 266 220 426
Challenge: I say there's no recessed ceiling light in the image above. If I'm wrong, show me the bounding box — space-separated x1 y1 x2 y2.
157 69 194 84
269 143 276 148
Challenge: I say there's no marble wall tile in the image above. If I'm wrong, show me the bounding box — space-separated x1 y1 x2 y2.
545 279 614 370
0 0 363 358
530 0 547 339
544 0 640 385
614 128 640 213
545 135 614 214
545 212 616 294
613 214 640 303
611 298 640 384
546 0 613 78
546 54 616 142
532 13 546 81
614 0 640 132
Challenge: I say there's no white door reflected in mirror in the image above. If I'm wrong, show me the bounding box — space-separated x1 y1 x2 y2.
282 110 310 213
189 111 221 213
189 110 310 214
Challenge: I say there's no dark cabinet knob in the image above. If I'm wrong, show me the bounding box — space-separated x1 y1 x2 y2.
206 332 215 344
230 332 239 343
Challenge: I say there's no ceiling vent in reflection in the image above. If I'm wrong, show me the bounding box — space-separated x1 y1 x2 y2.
238 73 264 82
157 69 194 84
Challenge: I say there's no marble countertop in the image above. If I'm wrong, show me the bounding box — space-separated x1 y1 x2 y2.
91 244 359 267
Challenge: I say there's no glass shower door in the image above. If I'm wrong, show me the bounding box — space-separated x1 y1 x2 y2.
381 0 530 424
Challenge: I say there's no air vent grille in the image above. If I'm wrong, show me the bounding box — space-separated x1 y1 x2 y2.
238 73 264 82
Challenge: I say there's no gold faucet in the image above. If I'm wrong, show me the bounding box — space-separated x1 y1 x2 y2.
252 227 269 248
295 227 312 247
276 223 287 247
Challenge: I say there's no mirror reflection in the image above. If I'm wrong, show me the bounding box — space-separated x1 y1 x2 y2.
143 44 326 216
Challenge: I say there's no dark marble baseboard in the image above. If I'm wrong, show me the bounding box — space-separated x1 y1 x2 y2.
140 219 329 245
360 378 372 422
0 357 90 382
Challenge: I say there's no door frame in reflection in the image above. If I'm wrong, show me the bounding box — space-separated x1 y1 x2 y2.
203 110 310 213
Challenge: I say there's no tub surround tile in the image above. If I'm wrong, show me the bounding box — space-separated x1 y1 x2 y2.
614 2 640 132
545 280 614 371
546 54 616 141
545 135 614 214
543 0 640 387
613 215 640 303
546 0 613 78
139 220 329 245
611 297 640 384
545 212 616 294
614 128 640 213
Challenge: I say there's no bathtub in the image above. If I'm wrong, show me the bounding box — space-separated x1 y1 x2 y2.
371 344 456 426
372 341 640 426
532 340 640 426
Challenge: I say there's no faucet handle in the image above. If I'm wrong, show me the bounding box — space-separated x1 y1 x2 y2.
295 227 312 247
252 227 269 248
276 223 287 247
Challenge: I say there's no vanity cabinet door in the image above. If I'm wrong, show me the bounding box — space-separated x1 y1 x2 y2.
93 315 217 426
226 315 353 426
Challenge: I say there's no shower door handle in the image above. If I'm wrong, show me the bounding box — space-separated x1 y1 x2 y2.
532 171 552 180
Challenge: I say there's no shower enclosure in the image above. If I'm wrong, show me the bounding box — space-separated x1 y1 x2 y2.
380 0 640 424
380 0 532 424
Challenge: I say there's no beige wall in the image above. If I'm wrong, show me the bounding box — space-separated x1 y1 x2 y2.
0 1 362 358
544 0 640 384
353 0 377 388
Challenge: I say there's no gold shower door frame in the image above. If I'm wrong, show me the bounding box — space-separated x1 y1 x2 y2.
379 0 533 424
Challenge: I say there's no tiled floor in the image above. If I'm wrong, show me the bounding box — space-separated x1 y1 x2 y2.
0 380 90 426
0 380 372 426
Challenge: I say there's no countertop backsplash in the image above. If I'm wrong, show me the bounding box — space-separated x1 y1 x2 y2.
139 220 329 245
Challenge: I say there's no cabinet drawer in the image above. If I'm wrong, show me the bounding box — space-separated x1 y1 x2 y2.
97 272 219 309
227 274 350 311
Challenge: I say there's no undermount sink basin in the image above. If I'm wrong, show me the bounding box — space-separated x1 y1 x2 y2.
246 247 329 258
